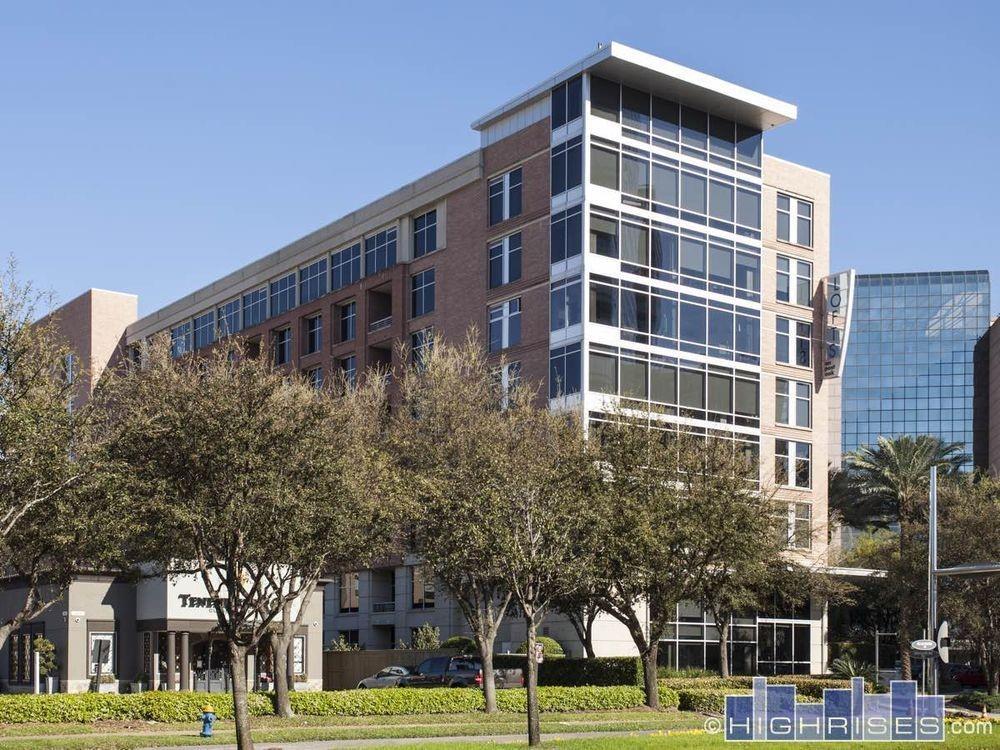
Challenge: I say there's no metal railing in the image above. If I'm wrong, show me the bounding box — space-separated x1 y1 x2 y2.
368 316 392 333
372 601 396 613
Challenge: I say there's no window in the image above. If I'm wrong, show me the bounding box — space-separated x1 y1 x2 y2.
777 256 813 306
88 632 114 677
274 328 292 366
339 572 359 613
340 355 356 387
777 194 813 247
488 299 520 352
652 162 678 206
411 327 434 367
411 566 435 609
681 171 706 214
776 379 811 428
305 315 322 355
550 206 582 264
550 276 581 332
775 439 811 489
736 125 762 167
488 232 522 288
193 311 215 349
776 317 812 368
364 228 397 275
331 243 361 290
550 76 582 129
270 273 296 317
736 252 761 295
8 624 44 684
590 146 618 190
790 503 812 550
299 258 328 305
170 322 191 358
488 168 522 225
292 636 305 675
622 85 650 131
621 154 649 199
242 288 267 328
306 366 323 390
495 361 520 407
549 343 581 398
551 136 582 196
590 215 618 257
413 210 437 258
589 281 617 327
217 298 241 337
590 76 619 122
589 352 617 394
737 188 761 229
338 301 356 342
338 630 360 647
411 269 435 318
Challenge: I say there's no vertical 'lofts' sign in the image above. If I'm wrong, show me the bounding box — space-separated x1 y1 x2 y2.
822 269 856 379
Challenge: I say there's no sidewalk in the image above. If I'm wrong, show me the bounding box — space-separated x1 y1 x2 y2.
144 729 664 750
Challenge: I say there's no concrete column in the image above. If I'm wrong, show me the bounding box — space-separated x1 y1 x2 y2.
151 636 160 691
166 632 176 691
179 632 190 691
246 653 255 691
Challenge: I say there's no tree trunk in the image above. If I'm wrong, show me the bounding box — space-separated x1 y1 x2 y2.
567 612 596 659
717 616 730 678
525 620 541 747
228 641 254 750
582 615 596 660
478 637 498 714
269 632 293 718
641 642 660 710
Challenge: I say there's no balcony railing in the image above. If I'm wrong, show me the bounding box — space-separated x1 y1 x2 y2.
368 316 392 333
372 601 396 613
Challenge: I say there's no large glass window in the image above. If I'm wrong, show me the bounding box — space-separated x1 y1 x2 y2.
88 632 114 677
551 136 582 196
488 298 521 352
651 162 678 206
589 352 617 394
775 439 811 488
590 146 618 190
413 210 437 258
193 311 215 350
550 206 582 263
777 194 813 247
339 572 359 613
621 154 649 199
488 168 522 225
681 172 707 214
273 327 292 366
549 343 581 398
299 258 328 305
242 288 267 328
364 228 397 275
489 232 522 288
550 276 582 332
338 301 356 342
331 243 361 290
777 256 813 306
269 273 296 317
737 188 761 229
776 317 812 368
776 378 811 428
590 76 620 122
589 282 618 327
305 315 322 355
217 298 241 337
170 322 191 358
589 215 618 257
411 269 435 318
550 76 582 129
411 567 435 609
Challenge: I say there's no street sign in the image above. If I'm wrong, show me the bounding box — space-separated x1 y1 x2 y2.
911 639 936 652
936 621 950 664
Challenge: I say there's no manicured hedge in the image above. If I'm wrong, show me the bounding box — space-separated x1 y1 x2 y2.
953 691 1000 713
0 691 273 724
676 687 821 714
492 655 643 687
660 675 868 700
0 685 680 724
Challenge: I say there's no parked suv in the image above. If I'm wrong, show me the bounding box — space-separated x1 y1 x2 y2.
401 655 522 689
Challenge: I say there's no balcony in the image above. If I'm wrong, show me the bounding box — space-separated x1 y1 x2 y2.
368 316 392 333
372 601 396 613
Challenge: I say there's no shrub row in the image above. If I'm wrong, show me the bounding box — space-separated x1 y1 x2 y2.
676 687 821 714
0 686 680 723
953 691 1000 713
660 675 867 700
0 691 273 724
493 655 643 687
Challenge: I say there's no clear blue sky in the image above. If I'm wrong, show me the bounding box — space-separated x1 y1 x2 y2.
2 1 997 317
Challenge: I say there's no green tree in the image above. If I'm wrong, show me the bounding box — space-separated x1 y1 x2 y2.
846 435 965 680
496 402 601 746
393 333 521 713
589 412 704 709
0 263 127 654
939 474 1000 695
97 338 400 749
32 635 57 678
409 623 441 650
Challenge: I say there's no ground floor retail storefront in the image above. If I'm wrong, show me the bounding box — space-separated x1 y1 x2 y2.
0 573 324 693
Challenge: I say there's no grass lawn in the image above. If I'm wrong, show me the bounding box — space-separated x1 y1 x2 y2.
0 709 703 749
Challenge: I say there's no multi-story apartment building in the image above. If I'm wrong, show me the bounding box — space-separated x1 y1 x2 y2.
839 271 991 471
37 43 839 675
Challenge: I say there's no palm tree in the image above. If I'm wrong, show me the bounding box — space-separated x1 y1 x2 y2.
846 435 966 681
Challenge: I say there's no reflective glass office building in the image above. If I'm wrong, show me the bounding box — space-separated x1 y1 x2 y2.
841 270 991 469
